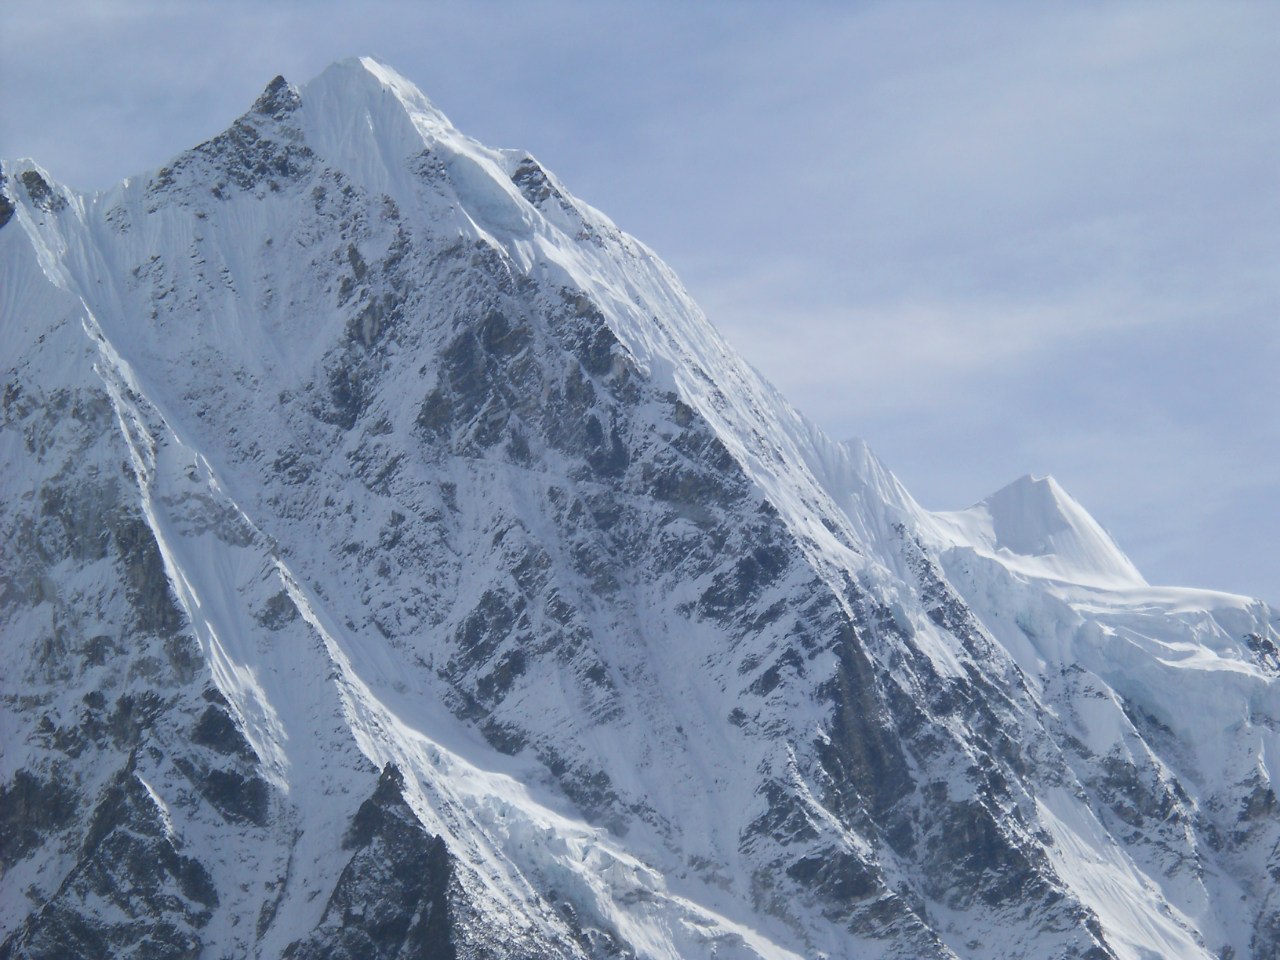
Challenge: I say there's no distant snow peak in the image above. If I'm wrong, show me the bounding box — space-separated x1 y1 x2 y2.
984 473 1092 556
931 472 1145 589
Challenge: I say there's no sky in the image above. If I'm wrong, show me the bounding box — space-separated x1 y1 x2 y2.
4 1 1277 604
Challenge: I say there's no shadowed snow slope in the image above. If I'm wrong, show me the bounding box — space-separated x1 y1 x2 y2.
2 58 1278 960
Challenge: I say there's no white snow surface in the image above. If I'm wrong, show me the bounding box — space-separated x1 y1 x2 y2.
3 58 1278 960
930 473 1147 590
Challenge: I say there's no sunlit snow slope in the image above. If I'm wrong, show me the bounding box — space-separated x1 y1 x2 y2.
2 58 1277 960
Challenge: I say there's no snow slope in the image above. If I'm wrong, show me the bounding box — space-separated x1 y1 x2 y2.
2 58 1277 960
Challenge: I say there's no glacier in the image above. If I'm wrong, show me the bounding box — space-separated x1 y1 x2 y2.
1 57 1277 959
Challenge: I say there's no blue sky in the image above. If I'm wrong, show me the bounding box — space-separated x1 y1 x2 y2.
5 1 1277 603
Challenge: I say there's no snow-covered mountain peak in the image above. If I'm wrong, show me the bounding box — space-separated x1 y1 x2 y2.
281 56 618 265
5 57 1280 960
289 57 467 200
984 473 1079 548
929 472 1146 589
301 56 456 143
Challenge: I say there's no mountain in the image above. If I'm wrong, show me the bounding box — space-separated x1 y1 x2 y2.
2 57 1277 960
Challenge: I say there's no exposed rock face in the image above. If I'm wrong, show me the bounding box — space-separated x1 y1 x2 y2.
284 763 571 960
285 764 458 960
2 59 1277 959
2 755 219 960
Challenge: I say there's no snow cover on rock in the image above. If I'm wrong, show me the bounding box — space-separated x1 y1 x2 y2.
2 58 1278 960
